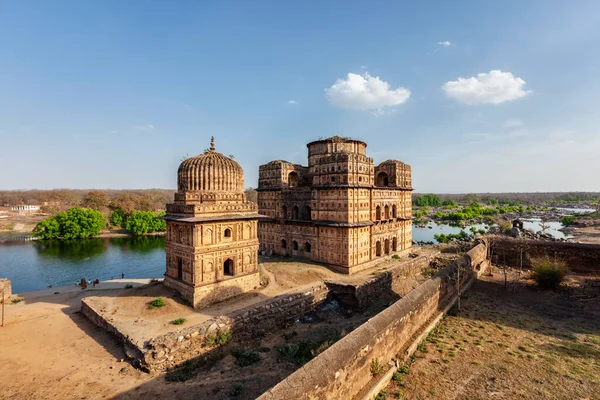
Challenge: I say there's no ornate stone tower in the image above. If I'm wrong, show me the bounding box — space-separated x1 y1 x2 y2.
164 137 261 308
257 136 413 274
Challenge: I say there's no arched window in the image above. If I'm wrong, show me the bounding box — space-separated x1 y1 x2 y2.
292 241 298 250
282 205 287 219
376 241 382 257
292 205 299 220
384 205 390 220
303 205 312 221
384 239 390 254
224 228 231 238
281 239 287 249
288 172 298 188
376 206 381 221
177 258 183 279
376 172 389 187
392 237 397 252
304 242 311 253
392 205 397 218
224 258 234 276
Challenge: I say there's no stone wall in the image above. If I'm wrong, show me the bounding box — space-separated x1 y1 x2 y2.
490 236 600 273
82 283 329 372
0 278 11 299
258 242 489 400
326 252 437 309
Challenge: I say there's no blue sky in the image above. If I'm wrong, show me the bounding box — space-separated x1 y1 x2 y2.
1 0 599 192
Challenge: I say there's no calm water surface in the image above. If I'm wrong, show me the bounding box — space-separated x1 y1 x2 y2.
0 236 165 293
0 218 575 294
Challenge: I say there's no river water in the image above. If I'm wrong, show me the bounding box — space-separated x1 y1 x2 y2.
0 236 165 294
0 217 574 294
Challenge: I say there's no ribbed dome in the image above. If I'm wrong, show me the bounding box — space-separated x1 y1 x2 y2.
177 137 244 193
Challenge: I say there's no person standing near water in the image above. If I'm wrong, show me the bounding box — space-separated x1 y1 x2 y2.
121 273 125 279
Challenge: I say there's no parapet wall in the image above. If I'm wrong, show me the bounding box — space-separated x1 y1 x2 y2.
0 279 11 299
258 241 489 400
490 236 600 274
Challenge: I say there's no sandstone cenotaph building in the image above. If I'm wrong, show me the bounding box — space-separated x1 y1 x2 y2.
257 136 413 274
164 137 261 308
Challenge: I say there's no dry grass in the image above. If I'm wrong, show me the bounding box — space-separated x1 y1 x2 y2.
384 268 600 399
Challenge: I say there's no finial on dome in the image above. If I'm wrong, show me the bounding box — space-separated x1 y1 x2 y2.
210 136 215 152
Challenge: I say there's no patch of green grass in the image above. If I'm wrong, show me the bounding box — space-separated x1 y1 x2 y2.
396 389 404 399
206 329 232 347
170 318 186 325
398 364 410 374
371 359 386 376
148 297 165 309
278 332 339 366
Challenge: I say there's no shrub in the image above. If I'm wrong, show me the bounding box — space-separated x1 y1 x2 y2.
124 284 134 289
531 256 568 289
11 297 24 304
171 318 186 325
370 359 386 376
206 329 232 347
561 215 578 226
392 254 401 259
375 391 388 400
148 297 166 309
32 207 105 240
232 349 261 366
230 383 244 397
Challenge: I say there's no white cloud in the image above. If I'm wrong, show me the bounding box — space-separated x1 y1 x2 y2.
325 72 410 112
287 100 297 105
503 118 523 128
132 124 156 132
438 41 452 47
442 70 531 104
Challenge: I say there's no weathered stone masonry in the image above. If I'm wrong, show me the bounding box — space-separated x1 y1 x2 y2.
257 136 413 274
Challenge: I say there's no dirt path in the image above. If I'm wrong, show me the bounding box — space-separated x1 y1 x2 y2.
0 289 153 400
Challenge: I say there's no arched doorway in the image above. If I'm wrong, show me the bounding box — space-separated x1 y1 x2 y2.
224 228 231 238
177 258 183 279
384 205 389 219
384 239 390 254
303 205 312 221
376 172 389 187
392 237 397 251
376 206 381 221
282 205 287 219
376 241 382 257
304 242 311 253
224 258 234 276
392 205 397 218
292 205 299 220
292 241 298 251
288 172 298 188
281 239 287 249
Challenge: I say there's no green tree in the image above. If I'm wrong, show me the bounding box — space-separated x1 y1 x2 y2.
109 209 127 228
32 207 105 239
125 211 166 235
414 194 441 207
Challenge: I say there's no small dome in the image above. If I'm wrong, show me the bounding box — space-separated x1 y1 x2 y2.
177 137 244 193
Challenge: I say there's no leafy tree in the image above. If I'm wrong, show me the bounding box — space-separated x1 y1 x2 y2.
125 211 166 235
414 194 441 207
442 199 456 207
32 207 105 239
110 209 127 228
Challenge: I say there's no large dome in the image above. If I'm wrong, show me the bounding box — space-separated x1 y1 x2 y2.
177 137 244 193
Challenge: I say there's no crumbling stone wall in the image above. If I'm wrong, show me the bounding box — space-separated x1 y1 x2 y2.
258 242 490 400
82 284 329 371
0 279 11 299
490 237 600 273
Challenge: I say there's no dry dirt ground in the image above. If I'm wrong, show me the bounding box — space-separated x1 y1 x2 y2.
0 252 435 400
567 224 600 245
382 267 600 400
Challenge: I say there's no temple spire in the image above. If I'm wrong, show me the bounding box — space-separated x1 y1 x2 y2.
210 136 215 152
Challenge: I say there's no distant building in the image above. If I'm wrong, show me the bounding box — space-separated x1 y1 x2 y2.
257 136 413 274
163 137 262 309
11 205 41 213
